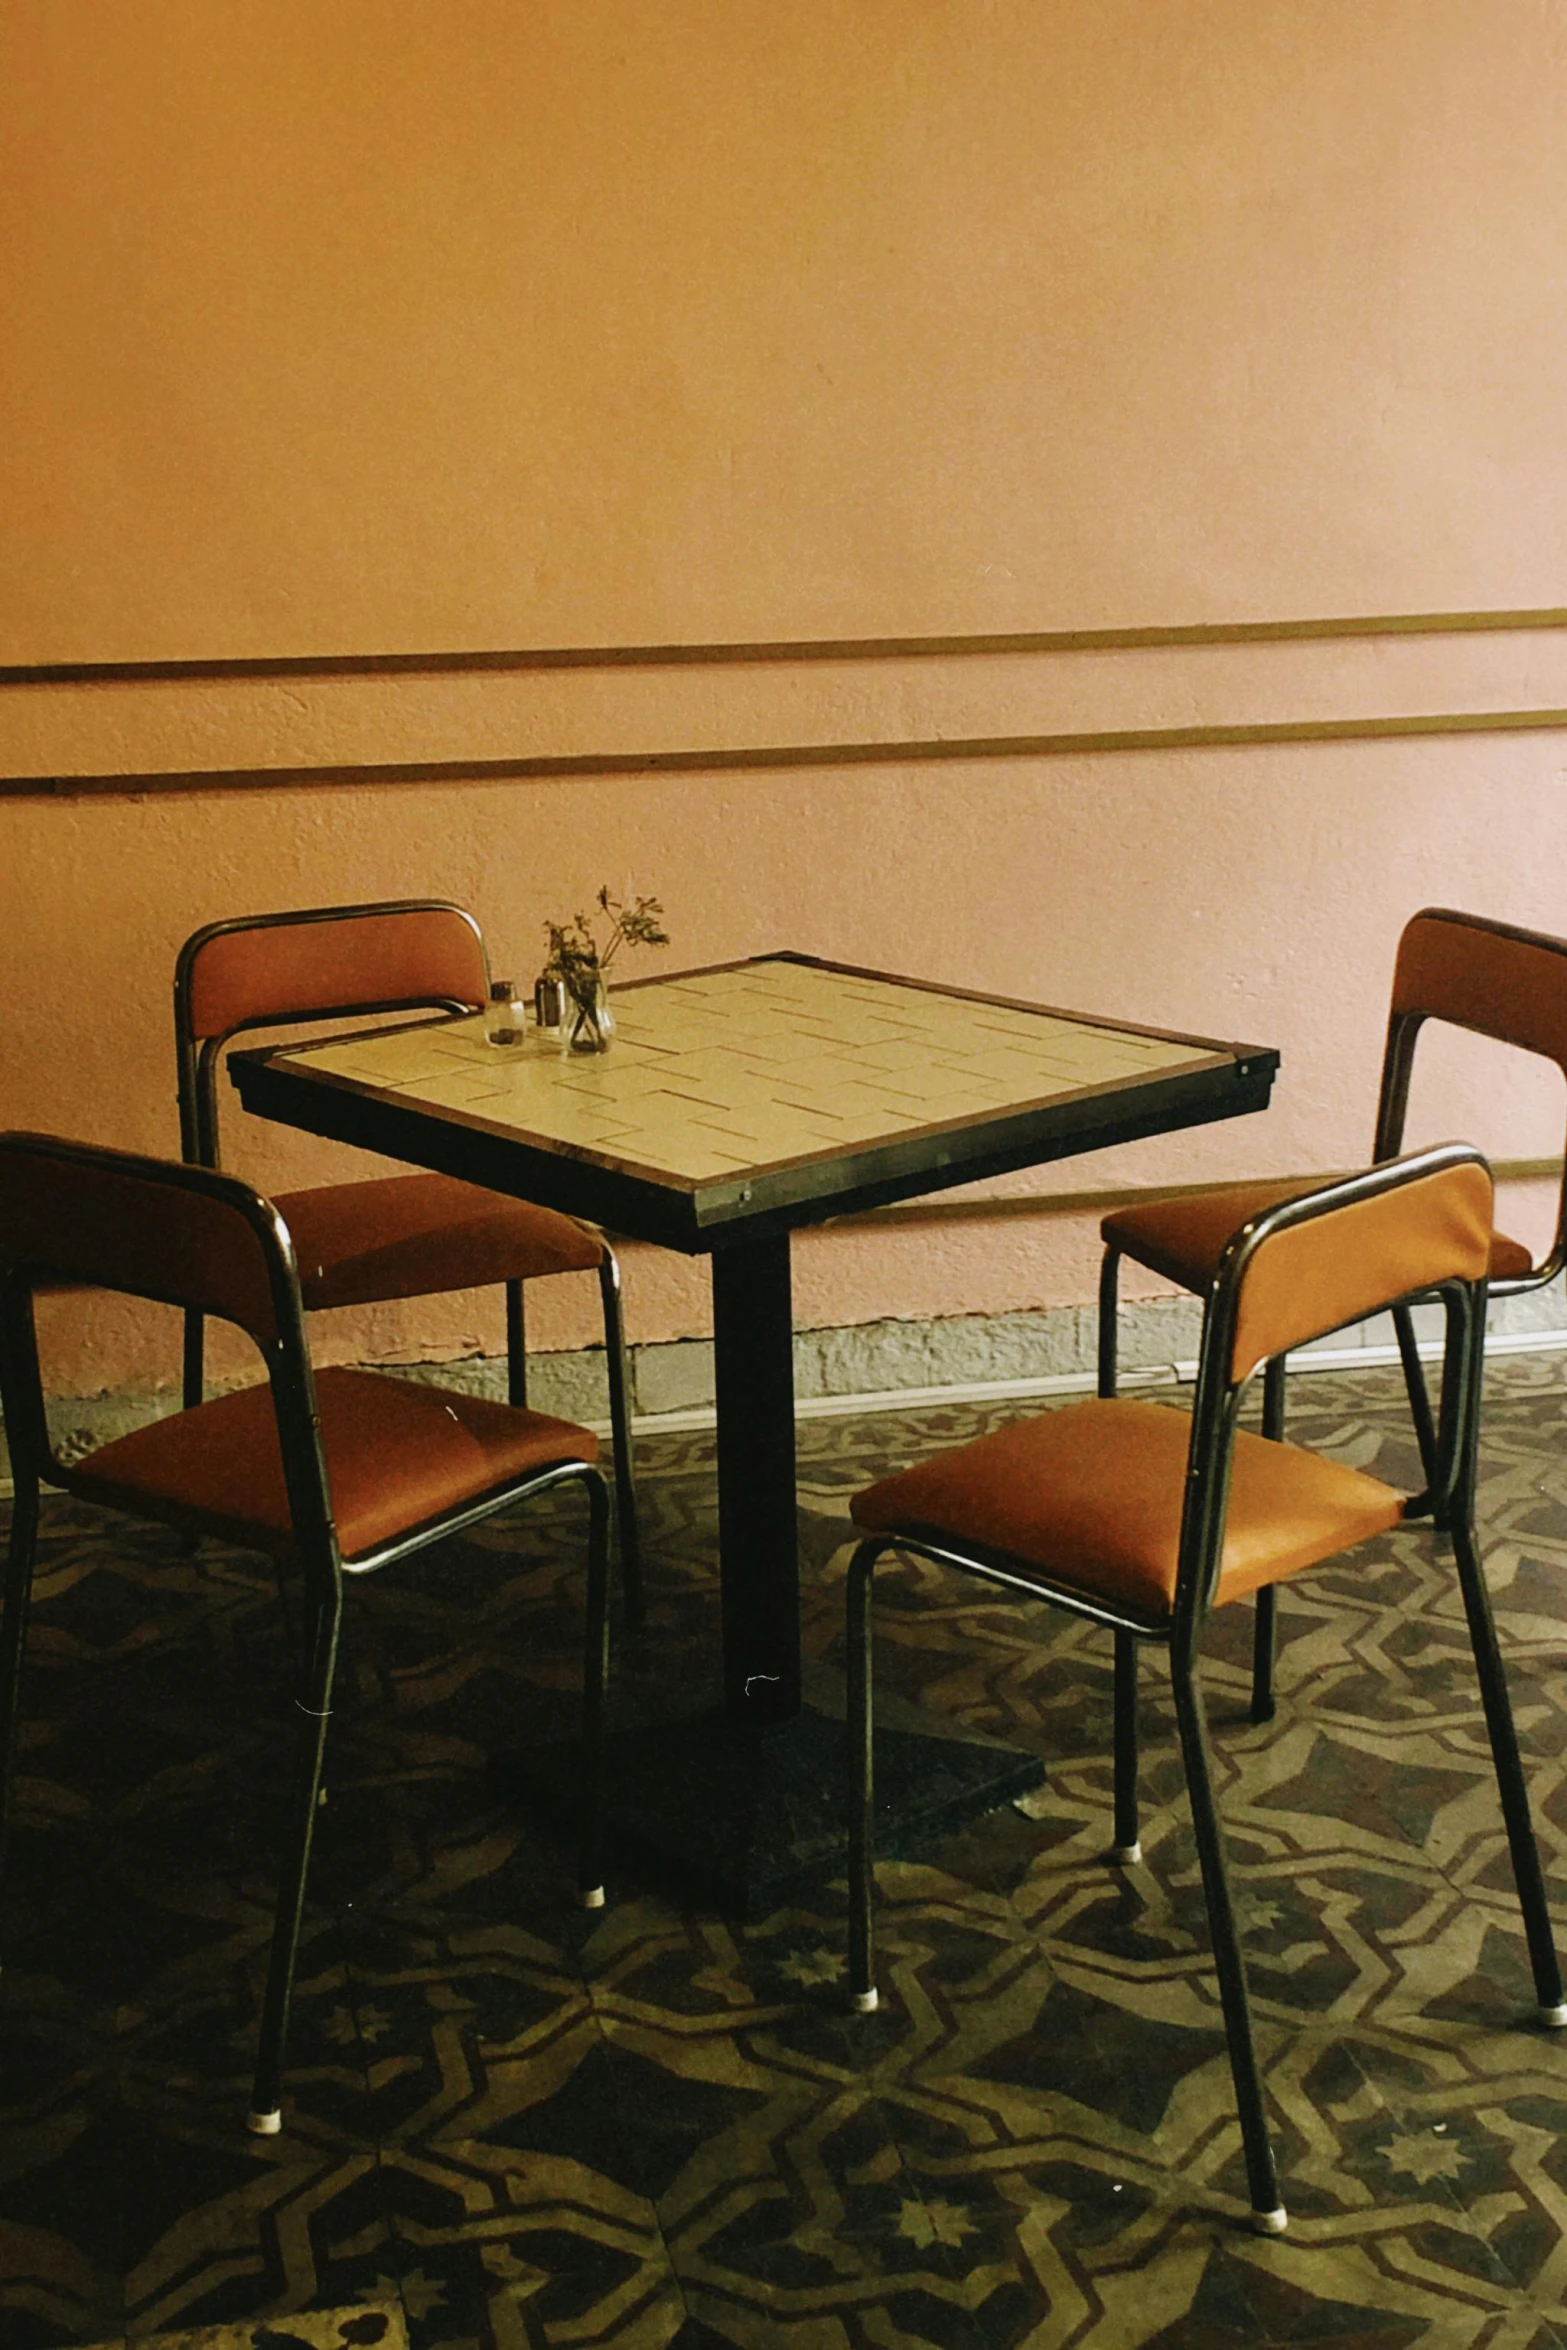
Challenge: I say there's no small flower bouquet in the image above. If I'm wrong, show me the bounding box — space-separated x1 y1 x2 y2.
545 886 669 1052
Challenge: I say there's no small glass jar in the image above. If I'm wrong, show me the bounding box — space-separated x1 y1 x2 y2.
486 978 528 1047
534 969 567 1036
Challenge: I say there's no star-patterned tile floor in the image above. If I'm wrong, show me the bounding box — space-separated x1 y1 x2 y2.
5 1353 1567 2348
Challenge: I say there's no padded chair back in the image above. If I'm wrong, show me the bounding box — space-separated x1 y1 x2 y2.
1389 908 1567 1073
178 900 490 1044
1222 1150 1494 1388
0 1130 331 1552
0 1131 291 1343
175 899 492 1165
1177 1145 1493 1622
1374 909 1567 1293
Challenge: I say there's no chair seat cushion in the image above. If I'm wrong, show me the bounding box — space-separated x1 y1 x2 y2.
850 1398 1404 1624
65 1367 597 1563
1488 1228 1536 1282
276 1172 605 1308
1103 1183 1532 1292
1102 1182 1318 1290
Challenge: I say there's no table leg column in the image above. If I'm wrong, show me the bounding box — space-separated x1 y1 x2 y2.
712 1231 800 1725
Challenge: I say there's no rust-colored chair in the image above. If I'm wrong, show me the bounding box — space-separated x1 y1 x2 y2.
1101 907 1567 1723
0 1132 612 2135
845 1146 1564 2234
175 899 641 1619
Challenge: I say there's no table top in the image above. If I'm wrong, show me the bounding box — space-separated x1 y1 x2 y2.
232 953 1278 1251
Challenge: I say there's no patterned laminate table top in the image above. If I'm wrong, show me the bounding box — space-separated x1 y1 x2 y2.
278 956 1224 1187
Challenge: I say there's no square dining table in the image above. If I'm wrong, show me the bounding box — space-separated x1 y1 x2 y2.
232 953 1278 1907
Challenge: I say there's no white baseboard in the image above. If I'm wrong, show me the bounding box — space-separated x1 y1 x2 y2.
623 1319 1567 1436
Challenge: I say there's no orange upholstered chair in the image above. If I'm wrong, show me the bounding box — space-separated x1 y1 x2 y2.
845 1146 1564 2234
0 1132 612 2135
175 899 641 1618
1101 907 1567 1723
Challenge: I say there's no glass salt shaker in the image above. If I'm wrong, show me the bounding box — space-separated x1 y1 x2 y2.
486 977 528 1047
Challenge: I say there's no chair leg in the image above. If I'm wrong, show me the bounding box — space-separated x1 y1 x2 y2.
1169 1649 1287 2232
1449 1516 1566 2021
248 1591 342 2135
598 1250 645 1630
505 1280 527 1409
846 1539 882 2013
1250 1586 1278 1726
1112 1629 1141 1862
182 1307 205 1411
178 1314 209 1556
1393 1301 1442 1522
1248 1358 1287 1724
0 1473 41 1890
578 1472 612 1909
1097 1247 1122 1400
1259 1356 1286 1446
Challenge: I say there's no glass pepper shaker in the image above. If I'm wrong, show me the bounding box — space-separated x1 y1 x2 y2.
534 966 567 1036
486 977 528 1047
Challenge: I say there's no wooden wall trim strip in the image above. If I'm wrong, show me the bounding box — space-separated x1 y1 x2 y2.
5 601 1567 689
7 700 1567 799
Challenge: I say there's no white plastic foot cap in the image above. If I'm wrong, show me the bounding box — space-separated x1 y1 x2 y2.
579 1884 606 1910
1111 1842 1142 1867
852 1987 880 2014
1251 2205 1288 2236
247 2107 282 2136
1541 2002 1567 2027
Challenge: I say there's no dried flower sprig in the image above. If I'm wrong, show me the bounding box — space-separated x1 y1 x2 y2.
545 886 669 1000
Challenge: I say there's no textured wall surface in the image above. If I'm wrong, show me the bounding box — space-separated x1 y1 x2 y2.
8 1 1567 655
4 2 1566 1396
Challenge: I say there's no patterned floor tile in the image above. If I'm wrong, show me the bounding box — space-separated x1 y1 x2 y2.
77 2306 408 2350
8 1358 1567 2345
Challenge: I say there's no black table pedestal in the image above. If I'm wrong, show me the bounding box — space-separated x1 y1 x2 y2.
712 1232 801 1725
500 1667 1045 1919
499 1227 1047 1915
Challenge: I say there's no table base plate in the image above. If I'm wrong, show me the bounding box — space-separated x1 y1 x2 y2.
497 1684 1046 1920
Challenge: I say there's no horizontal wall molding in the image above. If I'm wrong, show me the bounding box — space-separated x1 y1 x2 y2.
8 704 1567 801
8 602 1567 798
8 601 1567 688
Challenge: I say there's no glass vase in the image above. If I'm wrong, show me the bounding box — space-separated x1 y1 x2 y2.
567 975 615 1053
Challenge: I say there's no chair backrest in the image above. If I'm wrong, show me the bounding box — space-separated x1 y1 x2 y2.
0 1132 316 1491
1387 907 1567 1074
1374 912 1567 1288
1179 1145 1494 1621
0 1132 291 1339
1223 1149 1494 1390
174 899 492 1165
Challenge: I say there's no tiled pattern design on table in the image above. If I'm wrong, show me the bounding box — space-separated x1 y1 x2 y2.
7 1355 1567 2348
284 961 1215 1183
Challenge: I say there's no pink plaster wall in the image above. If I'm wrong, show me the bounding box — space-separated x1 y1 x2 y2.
5 2 1567 1395
8 1 1567 654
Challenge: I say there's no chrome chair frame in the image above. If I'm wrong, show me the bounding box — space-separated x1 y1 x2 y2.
0 1133 612 2134
1101 908 1567 1725
175 897 642 1621
848 1146 1564 2232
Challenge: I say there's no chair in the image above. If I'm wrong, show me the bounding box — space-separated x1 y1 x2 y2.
1100 907 1567 1723
0 1132 612 2134
175 898 642 1620
844 1145 1564 2234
